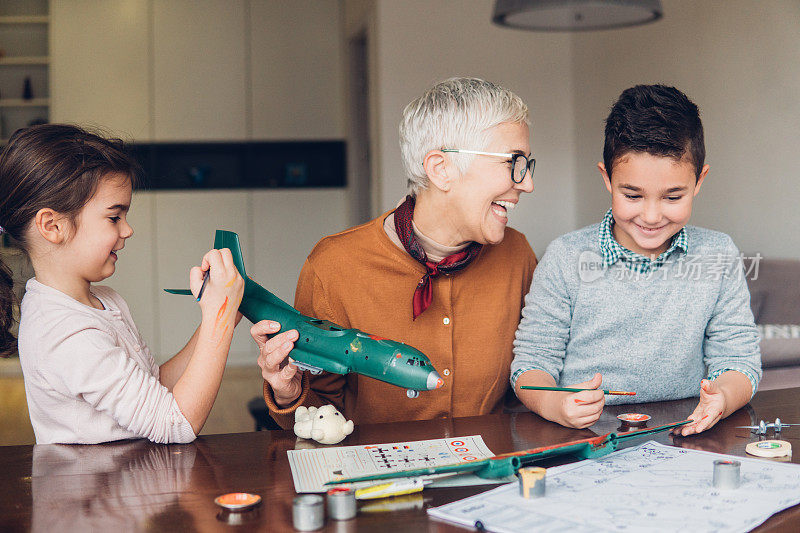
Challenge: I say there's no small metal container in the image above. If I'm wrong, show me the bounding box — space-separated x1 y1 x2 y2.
712 459 741 489
293 494 325 531
326 487 357 520
518 466 546 498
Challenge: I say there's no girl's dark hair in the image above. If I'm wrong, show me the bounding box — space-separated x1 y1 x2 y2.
603 84 705 180
0 124 140 357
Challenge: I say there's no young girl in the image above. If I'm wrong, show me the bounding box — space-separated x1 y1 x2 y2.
0 124 246 444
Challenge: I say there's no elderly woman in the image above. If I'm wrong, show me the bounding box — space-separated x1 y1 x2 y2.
253 77 537 427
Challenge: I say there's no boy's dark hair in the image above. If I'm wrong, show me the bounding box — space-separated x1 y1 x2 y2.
603 84 705 180
0 124 140 357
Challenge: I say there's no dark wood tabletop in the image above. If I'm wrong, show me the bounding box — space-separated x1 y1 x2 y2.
2 387 799 532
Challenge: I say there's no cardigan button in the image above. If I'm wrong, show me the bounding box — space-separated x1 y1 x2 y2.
443 369 451 376
443 317 450 325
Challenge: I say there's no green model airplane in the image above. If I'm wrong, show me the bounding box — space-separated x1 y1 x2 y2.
325 419 692 485
166 230 443 398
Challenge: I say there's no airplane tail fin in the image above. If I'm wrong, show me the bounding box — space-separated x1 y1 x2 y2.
214 229 297 316
214 230 247 278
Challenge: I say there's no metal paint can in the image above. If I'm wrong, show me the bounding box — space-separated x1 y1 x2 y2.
518 466 546 498
293 494 325 531
712 459 741 489
326 487 357 520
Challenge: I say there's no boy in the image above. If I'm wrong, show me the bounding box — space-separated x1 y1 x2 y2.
511 84 761 436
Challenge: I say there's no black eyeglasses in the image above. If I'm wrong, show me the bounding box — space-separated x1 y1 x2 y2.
442 149 535 184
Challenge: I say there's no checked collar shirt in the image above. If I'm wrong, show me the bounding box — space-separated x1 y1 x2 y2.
598 208 688 273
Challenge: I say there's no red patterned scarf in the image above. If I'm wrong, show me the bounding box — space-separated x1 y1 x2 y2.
394 195 482 319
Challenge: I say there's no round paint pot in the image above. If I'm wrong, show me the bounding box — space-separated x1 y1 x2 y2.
617 413 651 427
214 492 262 512
293 494 325 531
326 487 357 520
518 466 546 499
712 459 741 489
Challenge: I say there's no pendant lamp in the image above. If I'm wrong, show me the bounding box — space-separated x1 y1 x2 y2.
493 0 663 31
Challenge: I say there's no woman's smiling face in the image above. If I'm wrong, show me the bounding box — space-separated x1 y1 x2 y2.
446 121 533 245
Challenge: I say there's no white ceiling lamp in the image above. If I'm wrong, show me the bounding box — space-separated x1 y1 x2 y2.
493 0 663 31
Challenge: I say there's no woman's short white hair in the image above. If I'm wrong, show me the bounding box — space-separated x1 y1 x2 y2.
399 77 529 194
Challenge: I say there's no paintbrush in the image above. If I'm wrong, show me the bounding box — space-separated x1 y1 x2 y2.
196 271 210 302
520 386 636 396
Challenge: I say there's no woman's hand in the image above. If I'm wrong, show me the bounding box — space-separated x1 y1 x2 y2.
251 320 303 407
673 379 726 436
544 373 605 429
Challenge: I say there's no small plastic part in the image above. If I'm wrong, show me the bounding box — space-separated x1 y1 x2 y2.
293 494 324 531
326 487 357 520
712 460 741 489
214 492 261 511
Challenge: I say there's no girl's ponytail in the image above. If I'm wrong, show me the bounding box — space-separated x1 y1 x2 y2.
0 256 16 357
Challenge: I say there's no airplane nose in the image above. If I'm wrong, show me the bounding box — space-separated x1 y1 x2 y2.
427 371 444 390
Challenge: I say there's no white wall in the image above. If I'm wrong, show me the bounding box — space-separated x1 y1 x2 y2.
572 0 800 258
50 1 350 364
368 0 579 254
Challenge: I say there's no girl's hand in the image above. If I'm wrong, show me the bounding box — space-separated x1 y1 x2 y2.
190 248 245 326
673 379 726 436
251 320 303 407
547 373 605 429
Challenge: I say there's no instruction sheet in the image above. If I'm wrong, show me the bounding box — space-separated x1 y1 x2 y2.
288 435 501 493
428 440 800 532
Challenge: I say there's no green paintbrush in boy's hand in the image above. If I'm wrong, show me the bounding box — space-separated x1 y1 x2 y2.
520 386 636 395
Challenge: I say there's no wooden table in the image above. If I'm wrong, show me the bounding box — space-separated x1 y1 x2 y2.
2 387 799 532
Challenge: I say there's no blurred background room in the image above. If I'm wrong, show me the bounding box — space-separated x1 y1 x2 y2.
1 0 798 445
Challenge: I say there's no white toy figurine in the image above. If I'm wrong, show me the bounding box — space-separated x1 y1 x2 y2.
294 405 354 445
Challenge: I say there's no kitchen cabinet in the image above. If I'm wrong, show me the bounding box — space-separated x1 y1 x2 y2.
0 2 49 143
50 0 150 139
152 0 247 140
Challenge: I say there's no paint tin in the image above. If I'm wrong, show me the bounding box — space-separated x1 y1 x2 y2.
518 466 546 498
214 492 261 511
293 494 325 531
712 460 741 489
326 487 357 520
617 413 651 427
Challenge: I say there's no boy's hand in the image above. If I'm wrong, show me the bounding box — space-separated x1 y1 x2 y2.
252 320 303 407
549 373 605 429
673 379 726 436
190 248 245 327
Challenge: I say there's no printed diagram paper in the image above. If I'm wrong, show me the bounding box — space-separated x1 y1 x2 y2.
428 441 800 533
288 435 499 493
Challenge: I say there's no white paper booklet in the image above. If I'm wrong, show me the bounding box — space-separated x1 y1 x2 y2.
428 440 800 533
288 434 503 493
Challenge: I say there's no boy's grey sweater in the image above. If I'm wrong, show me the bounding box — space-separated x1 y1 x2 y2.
511 224 761 404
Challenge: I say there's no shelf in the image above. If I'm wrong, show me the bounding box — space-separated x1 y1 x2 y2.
0 98 49 107
0 16 48 24
0 56 49 65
